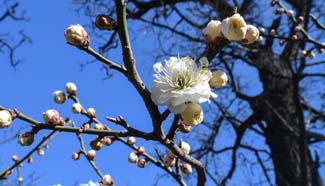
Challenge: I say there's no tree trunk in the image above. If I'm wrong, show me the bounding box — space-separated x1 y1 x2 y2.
249 48 323 186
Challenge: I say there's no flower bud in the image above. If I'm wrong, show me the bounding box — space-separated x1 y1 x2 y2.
137 146 146 155
178 121 192 133
87 107 96 118
181 102 203 126
12 155 19 162
300 50 307 58
94 123 105 130
95 14 117 30
90 138 103 151
87 150 96 160
127 136 136 145
163 155 176 167
298 16 304 23
64 24 89 46
291 35 298 40
209 70 228 89
53 91 66 104
72 103 83 114
18 132 34 146
72 152 80 160
221 13 247 41
65 82 77 95
203 20 223 42
242 25 259 44
287 10 294 17
103 137 112 146
180 163 192 175
308 51 316 59
137 159 147 168
270 29 276 36
128 152 138 163
102 174 114 185
43 109 63 125
259 27 265 34
0 110 12 128
37 149 45 156
18 177 23 182
179 141 191 155
27 157 33 164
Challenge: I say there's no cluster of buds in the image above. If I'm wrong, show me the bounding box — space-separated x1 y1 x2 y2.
0 110 13 128
43 109 65 125
203 12 260 44
128 146 147 168
164 141 191 168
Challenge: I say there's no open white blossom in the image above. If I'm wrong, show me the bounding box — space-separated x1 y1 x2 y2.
151 56 217 114
221 13 247 41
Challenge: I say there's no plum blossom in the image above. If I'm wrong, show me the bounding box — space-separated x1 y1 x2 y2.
151 56 217 114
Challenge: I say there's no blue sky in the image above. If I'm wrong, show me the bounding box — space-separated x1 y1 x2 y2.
0 1 175 185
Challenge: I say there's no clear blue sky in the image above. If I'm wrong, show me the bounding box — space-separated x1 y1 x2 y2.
0 1 175 185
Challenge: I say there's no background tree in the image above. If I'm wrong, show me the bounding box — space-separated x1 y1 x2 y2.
0 0 324 186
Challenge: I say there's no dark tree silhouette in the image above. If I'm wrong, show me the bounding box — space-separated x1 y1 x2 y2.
72 0 325 185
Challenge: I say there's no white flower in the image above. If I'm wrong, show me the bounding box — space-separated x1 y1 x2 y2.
0 110 12 128
151 56 217 114
243 25 259 44
64 24 89 46
203 20 223 42
181 102 203 126
209 70 228 89
221 13 247 41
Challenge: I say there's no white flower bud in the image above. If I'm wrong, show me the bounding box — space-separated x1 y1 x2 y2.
65 82 77 95
287 10 294 17
86 107 96 118
209 70 228 89
221 13 247 41
203 20 223 42
137 159 147 168
103 137 112 146
0 110 12 128
12 155 19 162
72 103 83 114
94 123 105 130
87 150 96 160
127 136 136 145
243 25 259 44
163 155 176 167
71 152 80 160
102 174 113 185
128 152 138 163
64 24 89 46
53 91 66 104
181 163 192 175
181 102 203 126
90 138 103 151
37 149 45 156
43 109 63 125
137 146 146 155
179 141 191 155
18 132 34 146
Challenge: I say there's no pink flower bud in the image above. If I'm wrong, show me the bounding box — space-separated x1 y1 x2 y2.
0 110 12 128
87 150 96 160
137 159 147 168
127 136 136 145
102 174 114 185
72 152 80 160
43 109 62 125
72 103 83 114
18 132 34 146
137 146 145 155
95 14 117 30
65 82 77 95
180 163 193 175
128 152 138 163
64 24 89 46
